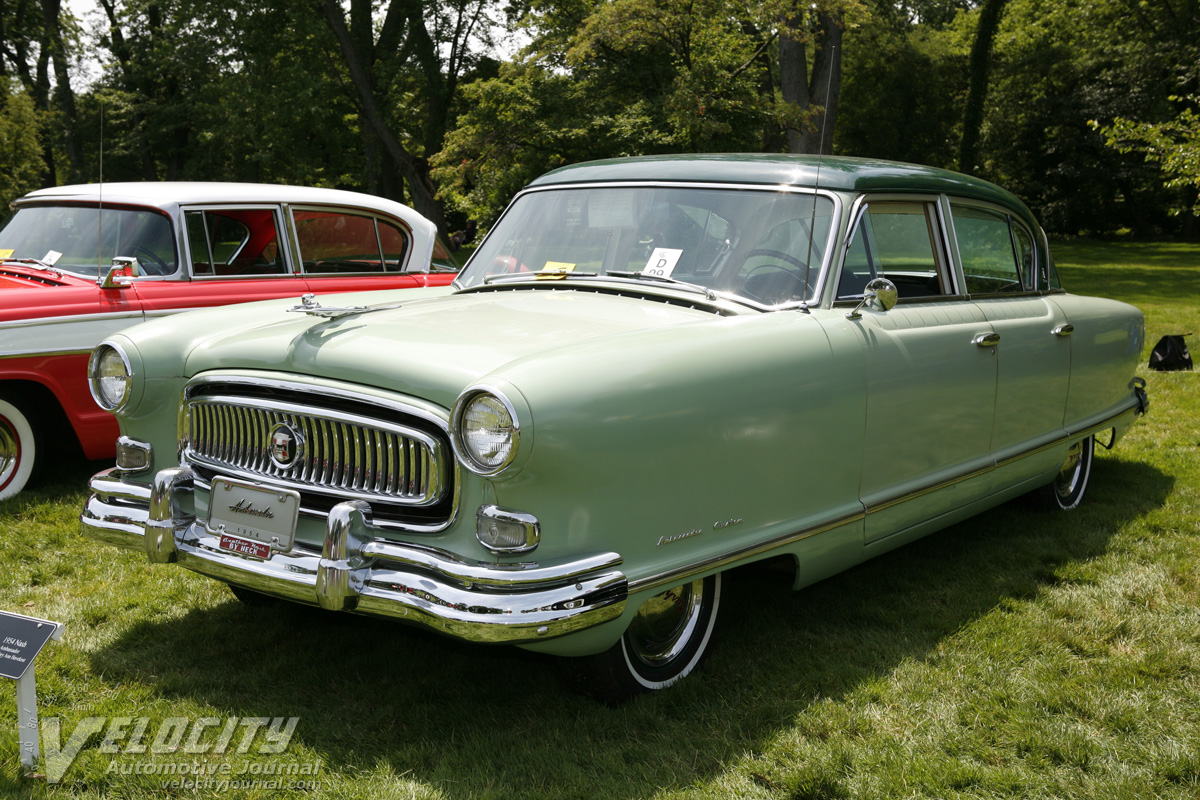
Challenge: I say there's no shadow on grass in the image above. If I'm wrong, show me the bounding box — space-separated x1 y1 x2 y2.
83 455 1172 799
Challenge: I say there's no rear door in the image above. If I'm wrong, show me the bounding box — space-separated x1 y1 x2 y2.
947 200 1071 460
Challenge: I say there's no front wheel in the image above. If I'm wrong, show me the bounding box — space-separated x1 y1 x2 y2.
1032 435 1094 510
0 395 41 501
567 572 724 704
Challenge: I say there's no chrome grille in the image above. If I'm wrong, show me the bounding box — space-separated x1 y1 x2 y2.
183 395 447 506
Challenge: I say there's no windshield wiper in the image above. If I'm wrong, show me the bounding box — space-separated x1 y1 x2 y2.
605 270 717 301
482 270 599 284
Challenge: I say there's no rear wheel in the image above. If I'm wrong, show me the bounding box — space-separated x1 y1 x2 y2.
0 396 40 501
1033 435 1094 510
568 572 724 704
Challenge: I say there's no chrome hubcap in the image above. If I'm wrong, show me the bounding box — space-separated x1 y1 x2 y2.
627 579 705 667
0 416 19 489
1054 440 1084 500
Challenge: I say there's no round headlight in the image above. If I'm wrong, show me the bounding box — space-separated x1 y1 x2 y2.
453 389 520 475
88 344 132 411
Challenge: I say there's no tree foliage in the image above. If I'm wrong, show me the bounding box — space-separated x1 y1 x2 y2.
1097 98 1200 216
2 0 1197 239
0 80 45 208
433 0 865 222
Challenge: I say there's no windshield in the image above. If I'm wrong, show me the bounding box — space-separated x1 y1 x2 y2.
0 205 177 277
457 185 836 306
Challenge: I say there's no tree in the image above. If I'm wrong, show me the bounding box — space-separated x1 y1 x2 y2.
0 80 44 207
0 0 83 186
318 0 501 233
982 0 1199 235
780 7 845 155
957 0 1006 174
435 0 868 223
835 2 968 166
1096 98 1200 217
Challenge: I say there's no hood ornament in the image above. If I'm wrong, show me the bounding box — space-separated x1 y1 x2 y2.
288 293 409 320
288 293 369 319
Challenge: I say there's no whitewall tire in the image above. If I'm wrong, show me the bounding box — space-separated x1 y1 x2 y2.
0 396 39 501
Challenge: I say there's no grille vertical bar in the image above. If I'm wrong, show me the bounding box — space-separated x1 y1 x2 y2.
183 396 446 505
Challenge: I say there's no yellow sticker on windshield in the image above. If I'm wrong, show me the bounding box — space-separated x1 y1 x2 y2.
536 261 576 280
0 250 14 260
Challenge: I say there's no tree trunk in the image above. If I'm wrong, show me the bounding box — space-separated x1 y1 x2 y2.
780 10 843 155
319 0 448 234
959 0 1008 175
98 0 160 180
40 0 82 181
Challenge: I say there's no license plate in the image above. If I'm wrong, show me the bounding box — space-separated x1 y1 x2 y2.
218 534 272 560
207 477 300 557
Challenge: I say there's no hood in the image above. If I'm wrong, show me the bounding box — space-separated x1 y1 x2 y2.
171 287 718 408
0 263 89 290
0 264 133 325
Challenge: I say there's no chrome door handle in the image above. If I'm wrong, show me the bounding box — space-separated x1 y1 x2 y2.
973 332 1000 347
1052 324 1074 337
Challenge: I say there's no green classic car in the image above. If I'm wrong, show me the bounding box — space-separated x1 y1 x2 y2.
81 155 1148 702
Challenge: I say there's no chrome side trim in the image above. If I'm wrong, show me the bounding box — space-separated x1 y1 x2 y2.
868 401 1141 515
0 311 146 358
0 310 144 331
628 509 863 595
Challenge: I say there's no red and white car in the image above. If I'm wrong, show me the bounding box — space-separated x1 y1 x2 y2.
0 182 456 499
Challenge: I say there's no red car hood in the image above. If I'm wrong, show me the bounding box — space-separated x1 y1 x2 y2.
0 263 132 324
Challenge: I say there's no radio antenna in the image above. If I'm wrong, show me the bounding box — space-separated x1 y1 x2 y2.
803 44 836 306
98 98 104 275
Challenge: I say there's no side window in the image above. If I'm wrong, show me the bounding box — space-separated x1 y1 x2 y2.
293 210 410 274
951 204 1029 294
838 201 946 300
377 219 410 271
185 208 285 277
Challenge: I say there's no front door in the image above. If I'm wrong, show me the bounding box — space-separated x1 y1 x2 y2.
832 198 998 543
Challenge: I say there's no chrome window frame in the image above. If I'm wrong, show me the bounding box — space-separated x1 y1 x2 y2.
286 205 416 277
179 203 297 279
943 196 1042 299
833 193 960 304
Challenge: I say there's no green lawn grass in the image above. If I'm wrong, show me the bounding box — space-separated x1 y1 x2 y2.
1 241 1198 799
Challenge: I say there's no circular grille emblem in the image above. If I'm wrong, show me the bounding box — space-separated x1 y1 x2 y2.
268 422 305 470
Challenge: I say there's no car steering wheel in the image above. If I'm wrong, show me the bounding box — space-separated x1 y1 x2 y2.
740 252 809 304
743 248 806 269
131 245 171 275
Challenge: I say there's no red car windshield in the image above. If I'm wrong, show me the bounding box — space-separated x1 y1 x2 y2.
0 205 177 277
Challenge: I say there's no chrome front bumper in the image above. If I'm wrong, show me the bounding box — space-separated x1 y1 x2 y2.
82 467 628 644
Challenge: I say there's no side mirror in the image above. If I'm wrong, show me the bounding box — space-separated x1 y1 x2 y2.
845 277 898 319
98 256 140 289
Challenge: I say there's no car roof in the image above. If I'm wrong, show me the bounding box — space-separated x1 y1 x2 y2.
15 182 423 220
528 154 1035 221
